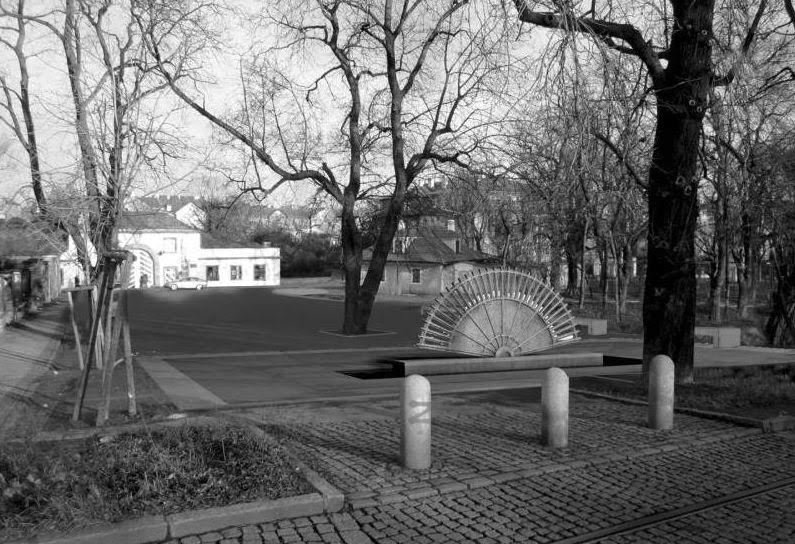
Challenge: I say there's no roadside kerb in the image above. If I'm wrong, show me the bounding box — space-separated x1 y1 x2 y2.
569 387 781 430
5 415 345 544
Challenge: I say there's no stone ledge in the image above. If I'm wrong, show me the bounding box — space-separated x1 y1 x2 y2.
573 317 608 336
16 515 168 544
391 352 603 376
167 493 326 538
694 326 742 348
762 415 795 433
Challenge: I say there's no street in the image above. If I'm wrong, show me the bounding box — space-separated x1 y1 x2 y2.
127 286 425 355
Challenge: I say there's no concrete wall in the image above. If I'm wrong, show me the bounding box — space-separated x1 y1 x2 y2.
374 261 482 296
197 247 281 287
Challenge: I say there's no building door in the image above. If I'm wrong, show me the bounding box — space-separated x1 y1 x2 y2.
131 249 155 288
206 265 219 282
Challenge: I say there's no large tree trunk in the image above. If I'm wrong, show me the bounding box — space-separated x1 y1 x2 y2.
642 1 713 384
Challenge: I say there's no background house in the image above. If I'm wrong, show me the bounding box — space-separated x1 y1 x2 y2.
364 198 492 295
0 218 64 308
117 212 280 288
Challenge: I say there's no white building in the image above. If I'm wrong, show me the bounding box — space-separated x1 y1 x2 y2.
117 212 280 288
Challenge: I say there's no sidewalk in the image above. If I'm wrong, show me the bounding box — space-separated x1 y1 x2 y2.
158 393 795 544
0 301 69 436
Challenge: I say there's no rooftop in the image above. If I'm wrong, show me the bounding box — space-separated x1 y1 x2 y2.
118 212 196 231
0 219 67 257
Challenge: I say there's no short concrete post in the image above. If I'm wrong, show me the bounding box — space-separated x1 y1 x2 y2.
401 374 431 470
541 367 569 448
648 355 675 430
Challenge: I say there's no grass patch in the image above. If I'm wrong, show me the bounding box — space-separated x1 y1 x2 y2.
0 423 313 542
573 364 795 420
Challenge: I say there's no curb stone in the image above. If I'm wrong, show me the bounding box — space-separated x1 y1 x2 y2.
5 415 345 544
16 515 168 544
166 493 327 539
570 388 765 428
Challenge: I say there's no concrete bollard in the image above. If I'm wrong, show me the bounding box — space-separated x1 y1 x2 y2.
401 374 432 470
541 367 569 448
648 354 675 430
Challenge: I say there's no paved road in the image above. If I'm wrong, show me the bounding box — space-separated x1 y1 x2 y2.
126 287 795 407
127 287 425 355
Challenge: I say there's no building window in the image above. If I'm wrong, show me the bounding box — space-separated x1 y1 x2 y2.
230 265 242 280
206 266 219 281
254 265 266 281
394 239 404 253
163 237 177 253
411 268 421 284
455 239 461 254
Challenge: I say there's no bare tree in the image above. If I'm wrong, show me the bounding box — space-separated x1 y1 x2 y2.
140 0 514 333
0 0 188 276
513 0 773 382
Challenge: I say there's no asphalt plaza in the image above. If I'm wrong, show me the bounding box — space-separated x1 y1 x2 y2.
126 286 795 407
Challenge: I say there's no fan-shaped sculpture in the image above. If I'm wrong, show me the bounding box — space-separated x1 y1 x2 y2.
417 268 580 357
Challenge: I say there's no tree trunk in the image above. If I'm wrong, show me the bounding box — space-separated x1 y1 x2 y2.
709 230 727 322
598 244 609 314
642 1 713 384
618 243 633 318
578 216 589 309
340 195 364 334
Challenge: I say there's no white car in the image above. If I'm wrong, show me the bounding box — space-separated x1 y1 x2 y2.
164 277 208 291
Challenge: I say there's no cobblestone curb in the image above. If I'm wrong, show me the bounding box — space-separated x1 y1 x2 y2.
569 387 765 428
7 416 345 544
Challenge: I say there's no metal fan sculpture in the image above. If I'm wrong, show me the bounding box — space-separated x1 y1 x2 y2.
418 268 579 357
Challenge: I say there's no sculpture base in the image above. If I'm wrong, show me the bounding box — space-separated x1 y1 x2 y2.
389 353 603 377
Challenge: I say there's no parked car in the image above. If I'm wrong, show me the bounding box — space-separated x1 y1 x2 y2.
164 277 207 291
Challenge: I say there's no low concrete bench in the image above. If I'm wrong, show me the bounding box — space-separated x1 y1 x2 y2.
390 352 604 377
573 317 608 336
694 326 742 348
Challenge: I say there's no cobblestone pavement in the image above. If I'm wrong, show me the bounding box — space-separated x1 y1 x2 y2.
162 397 795 544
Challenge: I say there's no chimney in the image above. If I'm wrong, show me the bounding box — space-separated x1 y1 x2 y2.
447 219 456 232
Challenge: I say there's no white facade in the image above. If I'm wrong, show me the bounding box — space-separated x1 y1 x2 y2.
197 248 281 286
117 217 280 288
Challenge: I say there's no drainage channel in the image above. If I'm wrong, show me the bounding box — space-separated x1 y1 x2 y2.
553 476 795 544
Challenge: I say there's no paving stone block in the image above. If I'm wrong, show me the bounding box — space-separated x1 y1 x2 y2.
464 477 494 489
404 487 439 500
378 493 407 505
339 529 374 544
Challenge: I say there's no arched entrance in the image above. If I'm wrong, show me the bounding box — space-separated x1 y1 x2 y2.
129 247 157 288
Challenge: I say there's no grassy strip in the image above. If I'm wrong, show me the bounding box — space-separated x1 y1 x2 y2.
0 424 313 541
574 364 795 420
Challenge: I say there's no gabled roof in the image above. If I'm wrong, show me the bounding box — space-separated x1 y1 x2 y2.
0 219 67 257
118 212 196 232
366 228 491 265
